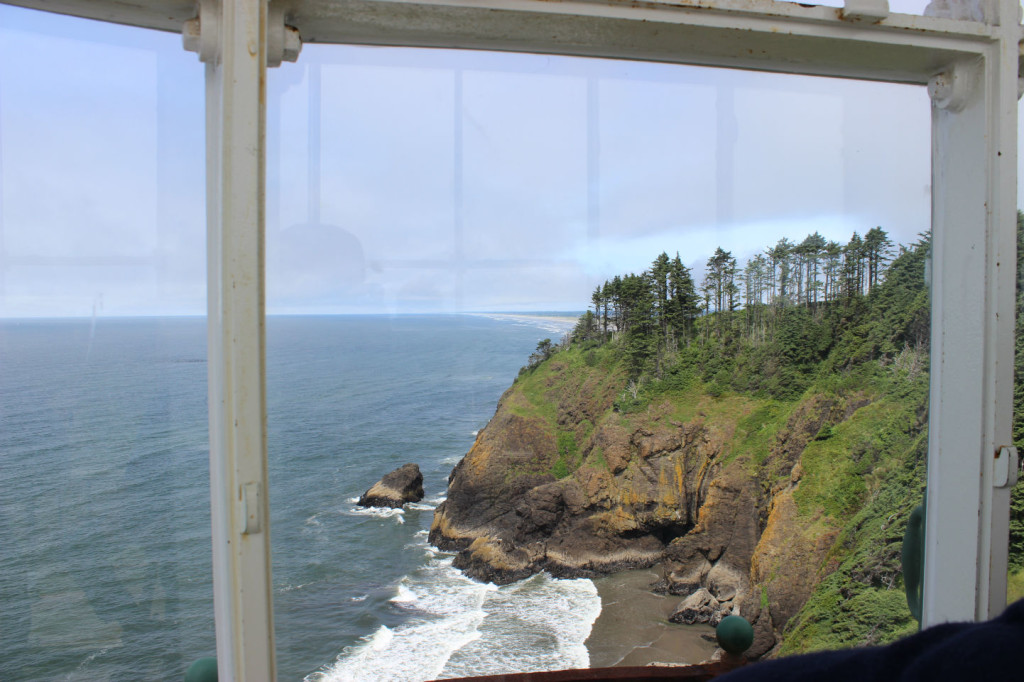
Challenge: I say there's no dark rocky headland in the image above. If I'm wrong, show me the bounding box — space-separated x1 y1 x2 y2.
430 236 962 658
429 350 925 657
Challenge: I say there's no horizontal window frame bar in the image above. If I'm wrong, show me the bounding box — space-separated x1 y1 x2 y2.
1 0 1013 84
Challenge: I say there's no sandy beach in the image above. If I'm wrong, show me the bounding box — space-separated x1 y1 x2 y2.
467 312 582 328
585 566 718 668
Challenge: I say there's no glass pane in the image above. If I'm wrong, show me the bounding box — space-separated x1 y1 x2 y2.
268 46 932 679
0 6 209 679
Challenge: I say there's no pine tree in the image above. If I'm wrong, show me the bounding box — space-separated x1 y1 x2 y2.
651 252 671 346
667 253 699 346
767 238 793 306
864 227 895 292
799 232 827 307
844 232 866 299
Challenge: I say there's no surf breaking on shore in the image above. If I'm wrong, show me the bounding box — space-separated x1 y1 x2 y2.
307 532 600 682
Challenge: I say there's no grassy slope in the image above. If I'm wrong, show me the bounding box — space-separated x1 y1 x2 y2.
514 333 926 653
514 227 1024 652
778 369 926 653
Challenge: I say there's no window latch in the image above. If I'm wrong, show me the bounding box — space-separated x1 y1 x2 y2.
994 446 1019 488
241 481 262 534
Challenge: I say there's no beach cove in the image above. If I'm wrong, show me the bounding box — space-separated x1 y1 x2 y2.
587 567 718 668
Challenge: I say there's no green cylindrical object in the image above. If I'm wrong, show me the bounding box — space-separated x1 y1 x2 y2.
716 614 754 655
901 503 925 626
184 657 218 682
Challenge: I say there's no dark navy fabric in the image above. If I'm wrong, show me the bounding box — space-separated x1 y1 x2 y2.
717 599 1024 682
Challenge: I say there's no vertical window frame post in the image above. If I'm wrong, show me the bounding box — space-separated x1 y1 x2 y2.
924 0 1019 625
200 0 276 678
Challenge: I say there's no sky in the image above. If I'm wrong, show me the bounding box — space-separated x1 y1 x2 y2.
0 0 1002 317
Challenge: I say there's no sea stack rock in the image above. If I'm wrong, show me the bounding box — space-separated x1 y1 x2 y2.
358 463 425 508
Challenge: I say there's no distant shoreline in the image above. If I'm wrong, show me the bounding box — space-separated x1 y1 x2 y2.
468 312 581 327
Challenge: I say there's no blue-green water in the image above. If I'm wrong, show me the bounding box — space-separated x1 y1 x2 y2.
0 314 599 681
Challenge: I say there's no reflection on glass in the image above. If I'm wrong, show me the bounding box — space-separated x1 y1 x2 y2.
0 6 208 680
269 46 932 679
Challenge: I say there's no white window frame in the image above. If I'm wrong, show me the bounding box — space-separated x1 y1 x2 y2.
3 0 1020 679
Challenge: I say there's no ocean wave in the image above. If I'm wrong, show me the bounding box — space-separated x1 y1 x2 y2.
301 514 325 537
278 581 315 593
405 501 436 511
308 550 601 682
309 618 484 682
390 582 418 605
437 573 600 679
306 556 491 682
347 506 406 524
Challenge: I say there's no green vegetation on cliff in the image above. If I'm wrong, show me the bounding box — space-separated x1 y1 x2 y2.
443 221 1024 657
503 228 933 654
563 218 1024 651
532 227 937 643
1010 212 1024 600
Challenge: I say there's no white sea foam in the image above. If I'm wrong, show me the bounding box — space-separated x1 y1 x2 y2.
437 573 600 679
306 555 492 682
300 513 325 538
405 501 436 511
347 506 406 524
308 545 602 682
279 580 317 593
390 582 418 605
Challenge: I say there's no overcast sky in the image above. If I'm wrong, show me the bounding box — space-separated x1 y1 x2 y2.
0 1 1007 317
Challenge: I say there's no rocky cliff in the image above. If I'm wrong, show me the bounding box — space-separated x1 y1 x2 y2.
431 345 926 656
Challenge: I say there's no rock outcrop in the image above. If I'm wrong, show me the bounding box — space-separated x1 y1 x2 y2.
430 396 716 584
429 351 893 657
358 463 424 508
669 587 728 626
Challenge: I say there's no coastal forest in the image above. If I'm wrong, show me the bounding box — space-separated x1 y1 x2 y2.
430 222 1024 657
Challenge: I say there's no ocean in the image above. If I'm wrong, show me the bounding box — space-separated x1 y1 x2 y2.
0 313 601 681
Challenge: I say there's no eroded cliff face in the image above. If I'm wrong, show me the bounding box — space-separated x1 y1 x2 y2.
429 353 896 657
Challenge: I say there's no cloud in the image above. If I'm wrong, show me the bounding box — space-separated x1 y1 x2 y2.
0 7 958 317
